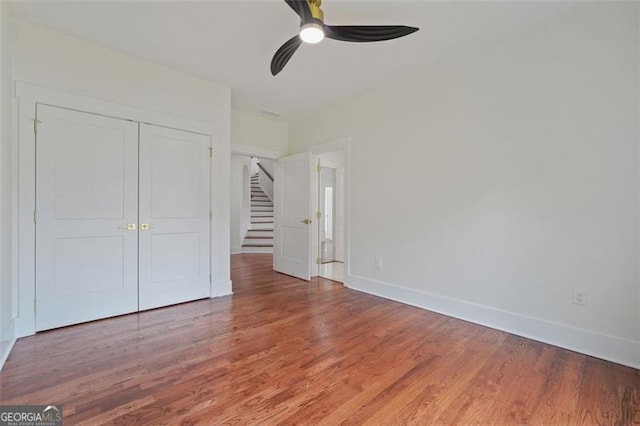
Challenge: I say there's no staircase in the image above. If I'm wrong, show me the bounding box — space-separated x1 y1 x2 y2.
242 174 274 253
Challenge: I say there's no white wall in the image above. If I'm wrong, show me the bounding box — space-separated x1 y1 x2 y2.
290 3 640 367
259 158 275 178
231 110 288 157
11 18 233 332
231 155 251 254
0 2 15 370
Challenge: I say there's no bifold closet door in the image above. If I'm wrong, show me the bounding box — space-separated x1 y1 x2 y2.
35 105 139 331
138 124 211 310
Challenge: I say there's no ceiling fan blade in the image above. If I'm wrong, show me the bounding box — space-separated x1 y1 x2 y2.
284 0 311 22
323 25 419 43
271 35 303 76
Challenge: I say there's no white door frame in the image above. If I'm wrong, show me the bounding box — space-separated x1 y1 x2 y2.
308 138 351 283
14 82 219 337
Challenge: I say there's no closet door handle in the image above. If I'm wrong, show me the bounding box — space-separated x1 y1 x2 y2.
140 223 156 231
118 224 137 231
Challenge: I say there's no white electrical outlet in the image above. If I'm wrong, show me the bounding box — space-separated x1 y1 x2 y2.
374 257 382 269
573 288 588 306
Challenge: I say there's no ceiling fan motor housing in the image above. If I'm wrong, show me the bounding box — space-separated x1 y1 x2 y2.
307 0 324 23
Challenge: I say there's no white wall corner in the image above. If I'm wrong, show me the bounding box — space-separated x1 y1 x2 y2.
346 274 640 369
231 245 242 255
0 318 16 371
211 280 233 298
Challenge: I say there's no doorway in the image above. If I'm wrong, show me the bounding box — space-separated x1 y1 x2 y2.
271 138 350 283
315 151 345 283
230 155 275 254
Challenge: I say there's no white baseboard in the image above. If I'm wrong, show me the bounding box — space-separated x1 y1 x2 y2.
211 279 233 298
0 319 16 371
231 246 242 255
347 274 640 369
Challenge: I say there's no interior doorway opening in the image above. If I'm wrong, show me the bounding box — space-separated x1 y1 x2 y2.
271 137 349 284
231 155 275 254
315 150 345 283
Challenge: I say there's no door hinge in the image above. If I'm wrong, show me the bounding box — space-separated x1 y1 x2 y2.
33 210 38 223
316 211 322 219
316 164 322 173
208 147 213 158
32 119 41 134
209 273 212 284
209 210 212 221
34 299 37 311
316 257 321 265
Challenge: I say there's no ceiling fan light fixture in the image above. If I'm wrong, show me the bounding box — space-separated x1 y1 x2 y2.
300 23 324 44
271 0 419 76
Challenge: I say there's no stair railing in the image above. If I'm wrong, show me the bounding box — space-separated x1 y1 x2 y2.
257 162 274 201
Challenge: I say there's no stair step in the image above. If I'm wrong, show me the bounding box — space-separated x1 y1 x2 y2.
242 245 273 254
251 223 274 230
246 230 274 237
251 207 273 212
251 213 273 217
242 238 273 247
246 234 273 239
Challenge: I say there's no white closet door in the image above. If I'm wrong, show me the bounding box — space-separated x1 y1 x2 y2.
138 124 211 310
35 105 139 331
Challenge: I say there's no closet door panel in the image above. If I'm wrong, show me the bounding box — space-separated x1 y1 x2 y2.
138 124 211 310
35 104 139 331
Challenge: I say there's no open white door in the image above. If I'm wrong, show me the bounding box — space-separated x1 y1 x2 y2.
274 152 313 280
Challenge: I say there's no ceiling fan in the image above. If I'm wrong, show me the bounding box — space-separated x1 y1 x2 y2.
271 0 419 76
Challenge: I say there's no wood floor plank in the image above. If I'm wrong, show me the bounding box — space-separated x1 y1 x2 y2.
1 253 638 424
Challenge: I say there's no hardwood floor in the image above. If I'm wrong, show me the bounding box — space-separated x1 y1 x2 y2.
1 253 638 424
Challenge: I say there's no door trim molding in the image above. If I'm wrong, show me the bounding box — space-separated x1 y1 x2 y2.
14 81 218 337
0 318 15 371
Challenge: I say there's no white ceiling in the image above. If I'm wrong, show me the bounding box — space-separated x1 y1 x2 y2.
10 0 577 120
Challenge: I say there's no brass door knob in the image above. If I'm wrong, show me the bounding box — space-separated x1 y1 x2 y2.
140 223 156 231
118 224 136 231
300 219 311 225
